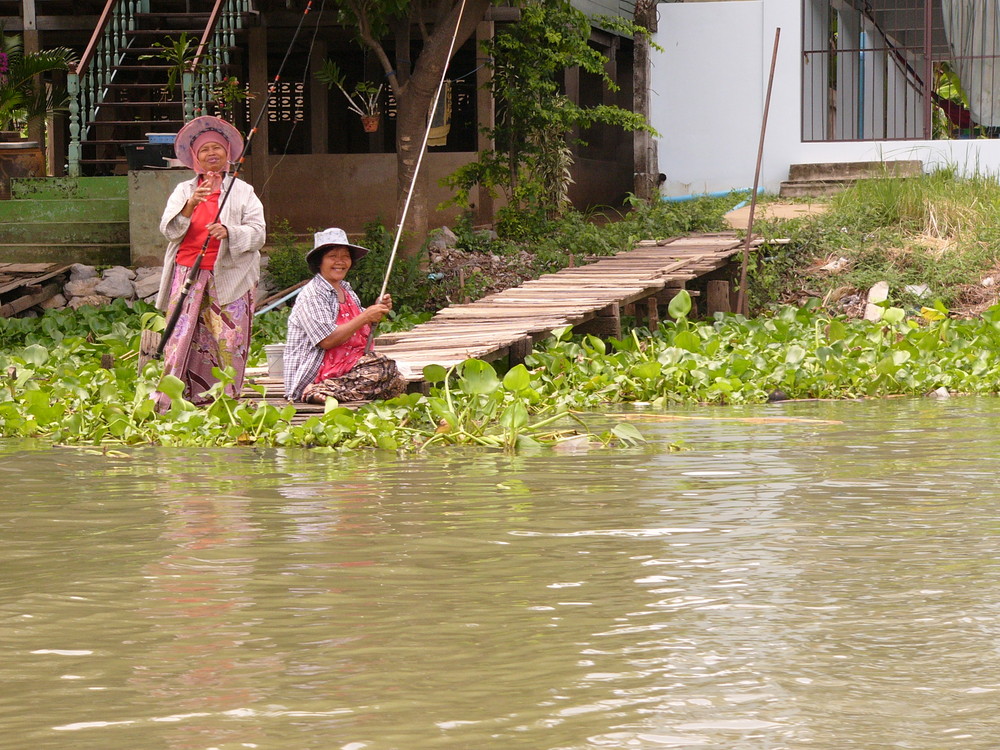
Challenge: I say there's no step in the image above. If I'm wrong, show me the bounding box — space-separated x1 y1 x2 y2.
0 221 129 245
779 179 856 198
0 197 128 222
0 243 130 265
787 160 924 182
11 176 127 200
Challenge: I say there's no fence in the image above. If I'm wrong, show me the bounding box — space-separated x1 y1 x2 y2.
802 0 1000 142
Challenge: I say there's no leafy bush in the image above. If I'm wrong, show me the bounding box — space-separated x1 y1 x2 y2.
263 219 310 291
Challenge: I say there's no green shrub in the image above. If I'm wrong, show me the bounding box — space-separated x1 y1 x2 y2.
263 219 310 291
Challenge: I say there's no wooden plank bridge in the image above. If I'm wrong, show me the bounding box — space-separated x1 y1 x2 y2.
245 232 746 413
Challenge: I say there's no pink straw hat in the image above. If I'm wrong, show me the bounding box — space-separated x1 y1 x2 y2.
173 115 244 173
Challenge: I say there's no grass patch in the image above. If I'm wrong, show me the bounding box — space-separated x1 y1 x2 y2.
749 168 1000 314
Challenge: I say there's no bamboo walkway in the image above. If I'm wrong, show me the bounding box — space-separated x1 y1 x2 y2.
245 232 745 414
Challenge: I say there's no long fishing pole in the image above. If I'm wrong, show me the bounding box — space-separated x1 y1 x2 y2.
156 0 319 358
364 0 469 354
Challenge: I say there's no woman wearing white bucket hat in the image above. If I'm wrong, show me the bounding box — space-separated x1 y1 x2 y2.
283 228 406 403
153 115 266 410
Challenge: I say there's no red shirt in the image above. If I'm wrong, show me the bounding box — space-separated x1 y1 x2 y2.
176 178 222 270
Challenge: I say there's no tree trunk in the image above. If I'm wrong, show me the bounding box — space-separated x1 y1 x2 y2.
391 0 492 257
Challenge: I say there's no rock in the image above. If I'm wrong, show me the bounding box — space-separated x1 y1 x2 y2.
64 277 101 298
134 266 162 282
95 274 136 299
133 273 162 299
68 294 111 310
983 277 995 288
428 226 458 252
69 263 98 281
927 386 950 399
819 256 850 273
40 293 66 310
102 265 136 281
863 281 890 321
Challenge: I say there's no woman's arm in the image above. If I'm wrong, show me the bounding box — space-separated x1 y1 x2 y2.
159 180 196 242
316 300 391 350
219 183 266 255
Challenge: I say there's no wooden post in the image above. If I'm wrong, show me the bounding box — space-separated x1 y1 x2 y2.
646 295 659 329
309 40 328 155
707 280 732 315
633 0 658 200
248 24 271 219
509 336 532 368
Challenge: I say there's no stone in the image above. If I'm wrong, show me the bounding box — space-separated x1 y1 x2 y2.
134 266 162 282
102 265 136 281
983 277 995 288
819 257 850 273
68 294 111 310
69 263 98 282
64 277 101 298
428 226 458 252
133 273 162 299
40 293 66 310
927 386 950 399
95 274 136 299
863 281 890 321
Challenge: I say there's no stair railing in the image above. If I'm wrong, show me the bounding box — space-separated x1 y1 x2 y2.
184 0 255 121
67 0 150 177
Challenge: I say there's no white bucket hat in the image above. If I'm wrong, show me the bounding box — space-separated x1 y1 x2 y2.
306 227 370 272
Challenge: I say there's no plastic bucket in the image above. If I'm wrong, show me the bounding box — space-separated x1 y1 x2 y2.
264 344 285 378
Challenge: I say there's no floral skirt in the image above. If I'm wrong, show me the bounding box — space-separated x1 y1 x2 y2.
302 354 407 404
155 265 252 411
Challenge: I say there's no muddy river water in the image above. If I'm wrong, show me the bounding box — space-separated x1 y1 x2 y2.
3 397 1000 749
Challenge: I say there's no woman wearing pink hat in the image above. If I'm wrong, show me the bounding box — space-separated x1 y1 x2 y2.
154 115 266 409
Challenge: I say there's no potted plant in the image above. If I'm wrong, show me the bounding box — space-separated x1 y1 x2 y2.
0 27 76 139
140 32 212 99
316 59 384 132
210 75 253 122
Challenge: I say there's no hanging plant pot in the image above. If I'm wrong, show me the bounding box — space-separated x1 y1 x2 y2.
361 115 381 133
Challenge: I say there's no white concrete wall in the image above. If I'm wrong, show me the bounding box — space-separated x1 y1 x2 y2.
652 0 1000 197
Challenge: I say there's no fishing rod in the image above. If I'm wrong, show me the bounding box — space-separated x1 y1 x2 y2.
155 0 320 358
364 0 470 354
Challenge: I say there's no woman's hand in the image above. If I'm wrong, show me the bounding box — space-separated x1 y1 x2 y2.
206 223 229 241
182 173 221 216
363 302 392 324
379 294 393 310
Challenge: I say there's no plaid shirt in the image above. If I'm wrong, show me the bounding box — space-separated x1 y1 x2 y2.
284 275 365 400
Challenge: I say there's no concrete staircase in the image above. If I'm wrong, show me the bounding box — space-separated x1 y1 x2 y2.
0 177 130 265
779 160 924 198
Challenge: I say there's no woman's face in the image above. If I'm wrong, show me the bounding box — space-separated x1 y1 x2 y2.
196 140 228 173
319 246 352 285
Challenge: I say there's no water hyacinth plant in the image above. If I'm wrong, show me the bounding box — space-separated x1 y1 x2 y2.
4 295 1000 451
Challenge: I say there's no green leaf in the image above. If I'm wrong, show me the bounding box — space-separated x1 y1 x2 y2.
156 374 186 401
667 289 692 319
632 360 661 380
423 364 447 383
458 359 500 395
611 423 646 446
503 364 531 392
19 344 49 366
785 345 806 365
500 401 528 431
882 307 906 324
